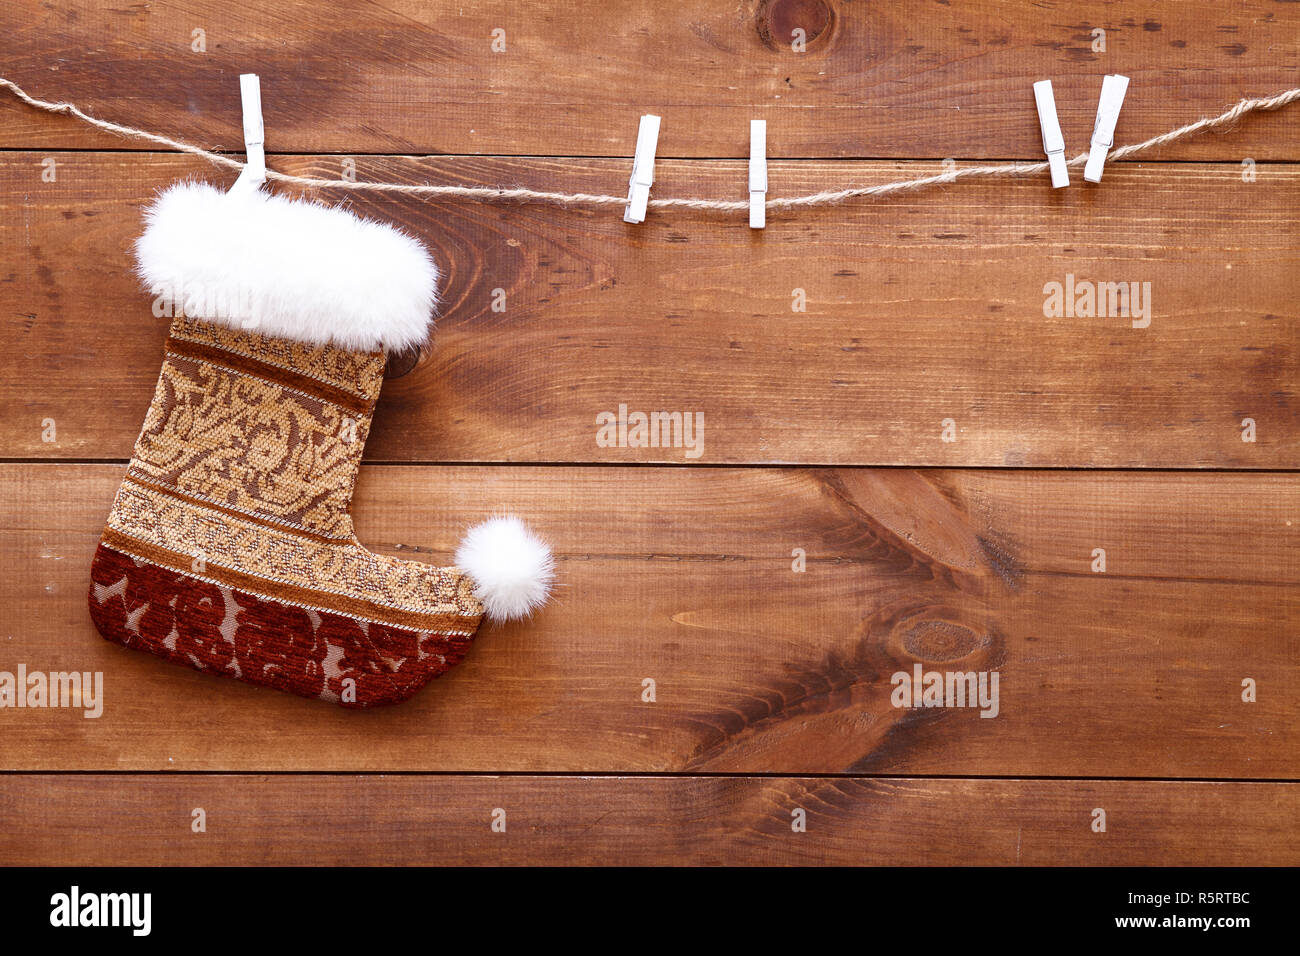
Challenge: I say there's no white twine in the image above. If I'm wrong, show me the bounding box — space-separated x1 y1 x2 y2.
4 76 1299 214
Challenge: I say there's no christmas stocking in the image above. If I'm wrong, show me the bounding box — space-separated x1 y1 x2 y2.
88 182 553 707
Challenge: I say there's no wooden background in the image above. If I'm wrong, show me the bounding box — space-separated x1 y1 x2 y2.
1 0 1297 865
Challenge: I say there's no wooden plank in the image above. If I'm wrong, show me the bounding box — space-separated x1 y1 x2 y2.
1 774 1295 865
1 0 1297 159
2 463 1296 776
2 153 1297 467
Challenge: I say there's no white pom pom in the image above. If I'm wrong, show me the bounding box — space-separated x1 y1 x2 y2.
455 516 555 621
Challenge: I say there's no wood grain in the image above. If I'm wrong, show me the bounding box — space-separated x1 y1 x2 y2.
2 463 1295 776
2 0 1297 869
3 153 1297 467
1 0 1297 160
1 774 1294 865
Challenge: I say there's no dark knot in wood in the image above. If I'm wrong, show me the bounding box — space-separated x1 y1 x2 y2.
757 0 835 50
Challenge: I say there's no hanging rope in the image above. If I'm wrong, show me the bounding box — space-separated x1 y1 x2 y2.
3 76 1298 213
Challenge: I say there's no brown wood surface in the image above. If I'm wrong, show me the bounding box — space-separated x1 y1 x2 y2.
1 774 1294 865
3 153 1297 467
2 463 1296 777
1 0 1297 867
1 0 1297 160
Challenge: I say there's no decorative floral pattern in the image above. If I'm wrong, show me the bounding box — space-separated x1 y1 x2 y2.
108 477 480 619
90 545 473 707
89 317 484 707
170 316 386 398
132 352 368 539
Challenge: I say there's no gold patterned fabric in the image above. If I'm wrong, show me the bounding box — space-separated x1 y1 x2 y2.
102 317 484 631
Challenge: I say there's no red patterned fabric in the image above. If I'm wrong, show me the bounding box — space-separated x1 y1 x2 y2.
88 543 474 708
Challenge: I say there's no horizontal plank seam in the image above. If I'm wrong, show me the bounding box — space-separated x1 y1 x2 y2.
0 771 1297 783
2 148 1299 165
5 458 1300 474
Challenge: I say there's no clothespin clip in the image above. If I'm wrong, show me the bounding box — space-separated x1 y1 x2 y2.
749 120 767 229
1032 80 1068 189
624 114 660 224
1085 74 1129 183
229 73 266 194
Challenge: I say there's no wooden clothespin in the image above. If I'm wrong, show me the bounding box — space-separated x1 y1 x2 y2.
1033 80 1069 188
1085 74 1130 183
624 114 661 224
749 120 767 228
229 74 266 194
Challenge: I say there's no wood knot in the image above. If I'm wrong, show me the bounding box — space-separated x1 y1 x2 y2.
757 0 835 50
383 343 431 380
901 619 987 664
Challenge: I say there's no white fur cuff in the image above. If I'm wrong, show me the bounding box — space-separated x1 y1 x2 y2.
134 182 438 353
